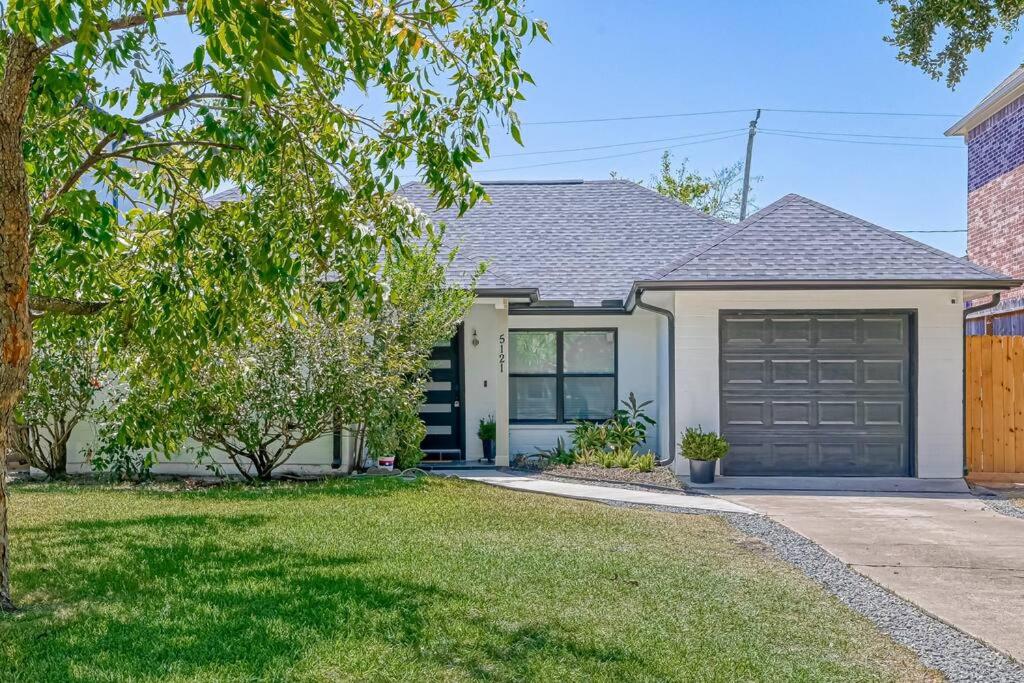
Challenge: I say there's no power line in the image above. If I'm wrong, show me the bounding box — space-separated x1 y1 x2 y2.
761 108 959 118
895 228 967 233
761 130 962 149
474 132 747 173
523 107 961 126
762 127 951 141
491 124 948 159
523 109 751 126
490 128 746 158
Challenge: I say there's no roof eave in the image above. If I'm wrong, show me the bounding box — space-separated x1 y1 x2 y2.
945 67 1024 136
625 278 1024 310
473 287 539 303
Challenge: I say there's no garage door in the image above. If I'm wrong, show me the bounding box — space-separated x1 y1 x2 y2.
719 311 912 476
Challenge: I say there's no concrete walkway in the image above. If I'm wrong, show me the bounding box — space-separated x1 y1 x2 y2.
718 490 1024 662
436 469 755 514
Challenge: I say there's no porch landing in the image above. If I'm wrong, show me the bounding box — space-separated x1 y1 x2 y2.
434 469 755 514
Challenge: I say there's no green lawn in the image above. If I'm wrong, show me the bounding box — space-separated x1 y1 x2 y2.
1 477 932 682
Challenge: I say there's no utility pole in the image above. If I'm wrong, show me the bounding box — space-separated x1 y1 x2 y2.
739 108 761 221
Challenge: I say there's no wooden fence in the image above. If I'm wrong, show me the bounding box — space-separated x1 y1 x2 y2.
965 335 1024 479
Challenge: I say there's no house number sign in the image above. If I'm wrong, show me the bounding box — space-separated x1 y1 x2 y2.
498 333 506 373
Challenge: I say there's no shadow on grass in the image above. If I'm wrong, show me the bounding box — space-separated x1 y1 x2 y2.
10 472 433 501
3 498 638 681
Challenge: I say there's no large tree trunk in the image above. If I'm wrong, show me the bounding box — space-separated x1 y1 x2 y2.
0 36 41 612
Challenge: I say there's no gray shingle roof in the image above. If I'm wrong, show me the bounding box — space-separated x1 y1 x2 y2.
649 193 1011 284
208 182 1018 305
399 179 729 306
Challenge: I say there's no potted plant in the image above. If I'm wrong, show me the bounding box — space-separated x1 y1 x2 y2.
680 426 729 484
478 415 496 462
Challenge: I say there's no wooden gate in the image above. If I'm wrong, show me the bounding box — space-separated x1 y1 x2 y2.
965 335 1024 479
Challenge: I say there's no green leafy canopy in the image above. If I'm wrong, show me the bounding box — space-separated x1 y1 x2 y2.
2 0 546 443
881 0 1024 87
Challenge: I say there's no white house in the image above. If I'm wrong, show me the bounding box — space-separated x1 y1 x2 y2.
66 179 1019 480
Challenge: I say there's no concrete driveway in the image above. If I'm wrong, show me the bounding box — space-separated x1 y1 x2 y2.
718 490 1024 662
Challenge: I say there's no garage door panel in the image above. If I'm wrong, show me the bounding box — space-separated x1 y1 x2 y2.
723 400 767 425
722 317 767 345
723 359 766 384
723 438 910 477
770 317 811 343
720 311 912 477
771 359 811 384
863 317 906 344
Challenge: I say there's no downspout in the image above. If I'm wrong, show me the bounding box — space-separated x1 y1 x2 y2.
635 290 675 466
332 410 343 469
962 292 1001 475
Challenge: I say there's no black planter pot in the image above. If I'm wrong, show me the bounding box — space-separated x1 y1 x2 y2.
689 459 717 484
482 439 495 462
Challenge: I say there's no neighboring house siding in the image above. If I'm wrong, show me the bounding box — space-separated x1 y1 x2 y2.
966 93 1024 192
966 94 1024 305
672 289 965 479
967 162 1024 304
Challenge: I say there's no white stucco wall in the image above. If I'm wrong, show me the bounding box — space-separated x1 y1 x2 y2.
65 423 342 477
672 289 966 478
463 301 509 462
507 309 666 458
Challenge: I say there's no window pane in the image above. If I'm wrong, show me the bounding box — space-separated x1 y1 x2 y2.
510 331 557 374
510 376 557 421
563 331 615 373
563 376 616 421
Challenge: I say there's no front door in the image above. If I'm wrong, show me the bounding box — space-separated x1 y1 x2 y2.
420 326 464 460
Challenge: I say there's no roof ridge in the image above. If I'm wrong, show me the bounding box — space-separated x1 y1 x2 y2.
649 194 800 279
788 194 1008 279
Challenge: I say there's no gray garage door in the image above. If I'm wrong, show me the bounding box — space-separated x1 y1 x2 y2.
719 311 912 477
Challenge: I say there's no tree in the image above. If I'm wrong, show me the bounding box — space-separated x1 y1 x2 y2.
185 233 474 480
882 0 1024 87
355 233 477 470
617 152 755 221
11 320 103 478
0 0 544 611
189 313 367 481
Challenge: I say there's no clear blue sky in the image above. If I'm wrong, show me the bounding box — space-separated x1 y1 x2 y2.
153 1 1024 256
461 0 1024 256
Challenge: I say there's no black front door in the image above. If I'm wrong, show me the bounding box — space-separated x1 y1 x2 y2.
420 327 464 460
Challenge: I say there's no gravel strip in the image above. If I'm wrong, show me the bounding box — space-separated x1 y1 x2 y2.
533 472 689 495
535 464 683 489
604 500 1024 682
980 497 1024 521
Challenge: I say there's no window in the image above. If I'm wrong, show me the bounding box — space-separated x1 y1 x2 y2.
509 329 617 423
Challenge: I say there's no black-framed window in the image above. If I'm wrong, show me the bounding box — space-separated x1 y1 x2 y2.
509 329 617 423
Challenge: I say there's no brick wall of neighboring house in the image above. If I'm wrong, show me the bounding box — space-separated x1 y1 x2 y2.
966 93 1024 304
967 162 1024 303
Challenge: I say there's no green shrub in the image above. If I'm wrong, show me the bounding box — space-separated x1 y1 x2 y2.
680 426 729 461
632 453 655 472
537 437 574 467
612 448 636 468
570 420 607 458
478 415 496 442
605 393 656 452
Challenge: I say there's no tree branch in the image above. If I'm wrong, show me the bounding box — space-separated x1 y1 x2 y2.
100 139 242 158
43 7 189 56
29 295 112 317
37 93 241 224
